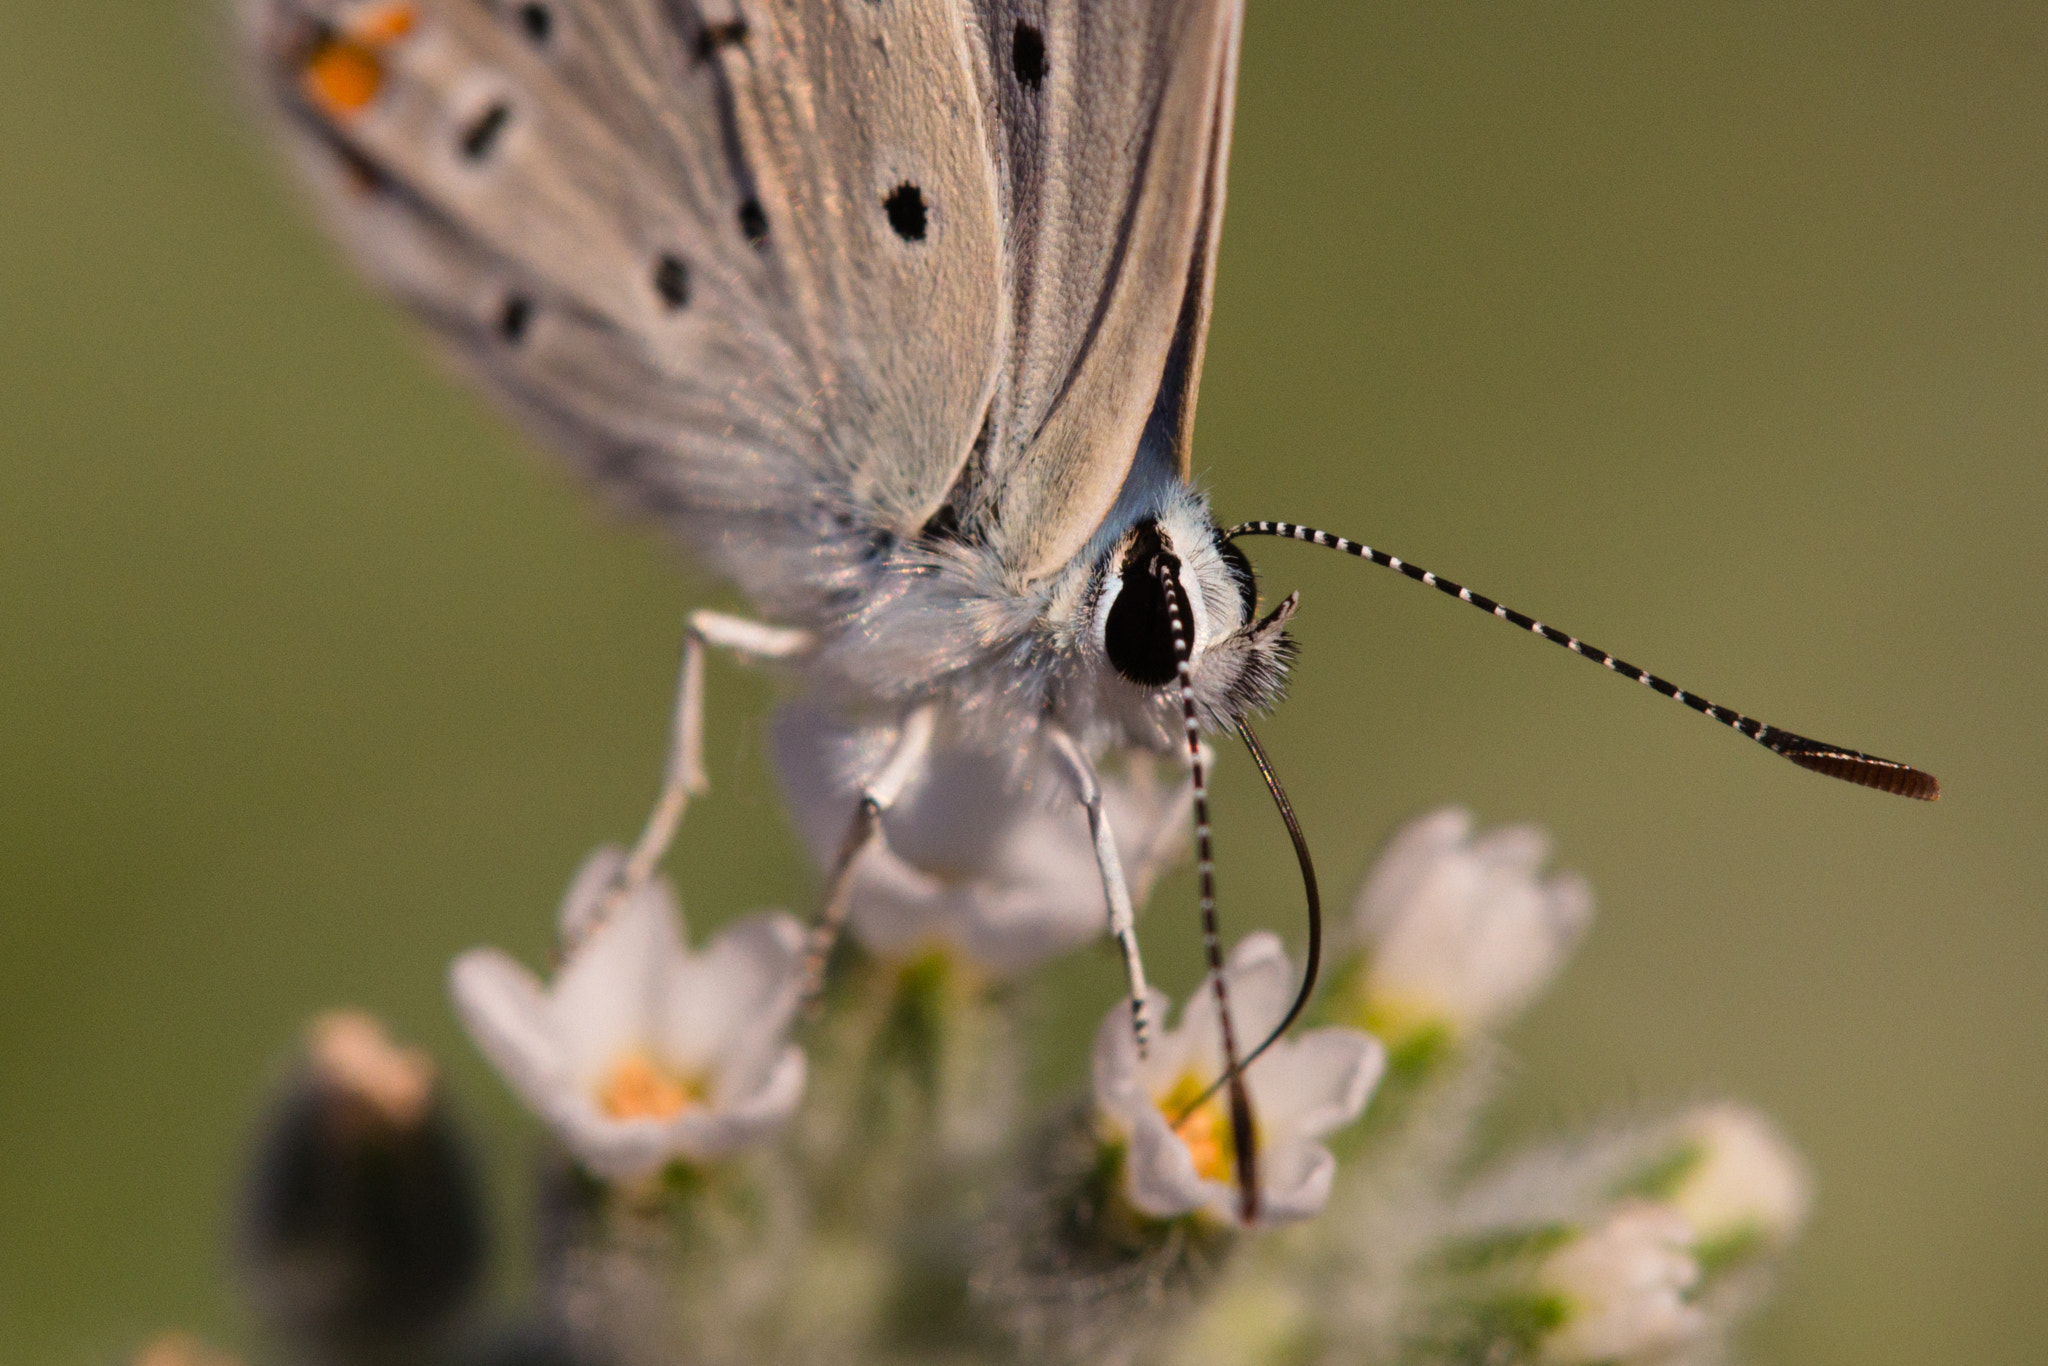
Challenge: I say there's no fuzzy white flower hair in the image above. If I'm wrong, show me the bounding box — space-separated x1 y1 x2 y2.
772 702 1190 975
1351 807 1592 1041
1092 933 1384 1228
449 848 807 1183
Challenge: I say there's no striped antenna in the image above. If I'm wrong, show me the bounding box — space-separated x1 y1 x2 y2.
1227 521 1940 801
1157 557 1262 1226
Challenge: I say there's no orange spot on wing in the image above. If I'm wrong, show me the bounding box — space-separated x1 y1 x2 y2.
302 40 383 119
349 2 417 44
297 4 417 121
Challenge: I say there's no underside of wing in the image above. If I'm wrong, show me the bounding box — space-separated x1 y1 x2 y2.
245 0 1003 620
955 0 1244 584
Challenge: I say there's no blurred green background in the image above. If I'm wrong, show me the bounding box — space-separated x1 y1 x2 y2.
3 2 2043 1362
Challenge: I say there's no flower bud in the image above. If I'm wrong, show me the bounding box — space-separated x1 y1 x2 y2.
1661 1104 1811 1269
1348 809 1590 1065
240 1011 486 1353
1536 1203 1704 1363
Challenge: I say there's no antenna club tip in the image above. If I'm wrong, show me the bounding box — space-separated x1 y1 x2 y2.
1782 746 1941 801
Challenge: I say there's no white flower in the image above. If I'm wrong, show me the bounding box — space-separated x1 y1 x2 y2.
449 848 807 1183
1092 933 1383 1228
1538 1202 1705 1363
1667 1104 1811 1255
1350 808 1591 1045
772 703 1189 975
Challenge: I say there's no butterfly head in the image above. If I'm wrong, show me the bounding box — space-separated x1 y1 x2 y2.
1089 504 1297 733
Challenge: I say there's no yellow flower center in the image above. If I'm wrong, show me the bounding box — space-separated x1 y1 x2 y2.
1157 1071 1237 1185
597 1050 699 1121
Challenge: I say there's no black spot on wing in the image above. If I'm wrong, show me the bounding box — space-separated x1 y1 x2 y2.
460 101 511 161
515 2 552 44
883 183 927 241
737 198 769 248
694 21 748 61
497 293 533 343
653 253 690 309
1011 22 1045 88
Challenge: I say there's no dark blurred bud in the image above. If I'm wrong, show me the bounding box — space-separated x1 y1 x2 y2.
241 1010 487 1356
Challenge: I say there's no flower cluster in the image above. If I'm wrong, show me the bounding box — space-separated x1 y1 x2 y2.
1419 1098 1811 1365
216 797 1812 1366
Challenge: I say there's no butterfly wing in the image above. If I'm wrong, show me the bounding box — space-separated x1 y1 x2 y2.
957 0 1244 583
248 0 1241 612
245 0 1003 619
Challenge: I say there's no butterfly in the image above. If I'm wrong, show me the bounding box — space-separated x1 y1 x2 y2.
244 0 1935 1223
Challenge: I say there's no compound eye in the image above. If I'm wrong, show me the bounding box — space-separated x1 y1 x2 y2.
1103 522 1186 687
1105 571 1179 686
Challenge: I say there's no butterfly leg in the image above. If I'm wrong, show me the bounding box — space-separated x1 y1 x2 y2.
572 611 813 948
1047 727 1154 1059
798 703 939 1003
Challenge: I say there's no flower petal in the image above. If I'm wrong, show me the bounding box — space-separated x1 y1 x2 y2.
550 878 679 1084
448 949 567 1119
1245 1027 1384 1140
1124 1107 1230 1222
555 845 628 944
1472 821 1552 880
1179 932 1295 1069
1223 932 1298 1043
550 1097 685 1184
1669 1104 1810 1248
946 806 1113 970
1092 986 1183 1126
663 912 805 1090
670 1044 807 1161
1249 1140 1336 1225
1353 807 1473 944
1354 809 1592 1035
